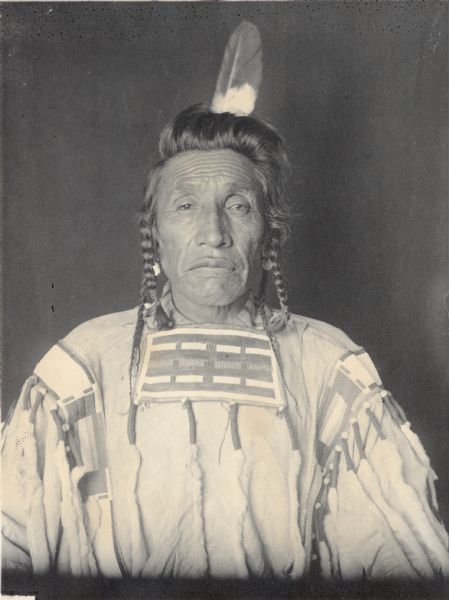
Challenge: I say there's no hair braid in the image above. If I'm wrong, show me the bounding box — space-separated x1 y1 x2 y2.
139 208 159 305
271 255 289 321
128 208 161 411
269 231 290 325
259 294 297 406
128 303 144 412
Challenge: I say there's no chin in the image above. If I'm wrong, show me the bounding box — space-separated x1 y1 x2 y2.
188 281 246 308
192 290 243 308
181 272 246 307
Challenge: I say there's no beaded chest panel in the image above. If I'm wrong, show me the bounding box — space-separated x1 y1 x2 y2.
136 327 285 408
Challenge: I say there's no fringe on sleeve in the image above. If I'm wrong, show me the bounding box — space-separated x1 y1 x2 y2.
314 350 449 580
2 376 49 574
2 342 118 577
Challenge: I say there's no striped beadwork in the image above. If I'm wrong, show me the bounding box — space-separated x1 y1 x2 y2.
136 327 286 409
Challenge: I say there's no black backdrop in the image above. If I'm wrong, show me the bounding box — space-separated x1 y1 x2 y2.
3 2 448 529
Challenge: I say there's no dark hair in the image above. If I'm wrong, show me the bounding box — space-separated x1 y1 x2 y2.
129 105 292 416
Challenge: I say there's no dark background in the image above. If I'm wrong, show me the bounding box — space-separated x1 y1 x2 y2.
2 1 448 531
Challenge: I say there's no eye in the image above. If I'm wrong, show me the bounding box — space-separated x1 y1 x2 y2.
225 195 251 213
174 197 196 211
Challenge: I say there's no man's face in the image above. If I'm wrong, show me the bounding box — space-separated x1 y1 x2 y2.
155 149 265 309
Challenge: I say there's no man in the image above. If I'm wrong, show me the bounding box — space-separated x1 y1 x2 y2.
2 105 449 579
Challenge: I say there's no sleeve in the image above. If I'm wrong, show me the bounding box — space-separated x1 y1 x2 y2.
313 348 449 580
2 375 56 573
2 341 105 576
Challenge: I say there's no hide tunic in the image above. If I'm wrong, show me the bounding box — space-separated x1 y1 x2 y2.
2 292 449 579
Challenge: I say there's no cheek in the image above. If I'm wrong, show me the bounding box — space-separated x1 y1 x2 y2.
157 230 180 271
237 222 265 264
158 227 193 279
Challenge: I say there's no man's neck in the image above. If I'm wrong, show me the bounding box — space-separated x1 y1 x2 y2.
170 290 249 324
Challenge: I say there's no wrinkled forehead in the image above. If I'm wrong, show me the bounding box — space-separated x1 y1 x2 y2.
160 149 260 192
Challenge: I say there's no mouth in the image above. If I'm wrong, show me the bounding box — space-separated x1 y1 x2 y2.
188 258 235 271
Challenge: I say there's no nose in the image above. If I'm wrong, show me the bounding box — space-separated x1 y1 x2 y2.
195 205 231 248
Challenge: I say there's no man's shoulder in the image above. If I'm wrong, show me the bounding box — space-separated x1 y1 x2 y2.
284 312 362 365
65 307 138 338
30 308 138 399
60 307 138 365
68 307 137 336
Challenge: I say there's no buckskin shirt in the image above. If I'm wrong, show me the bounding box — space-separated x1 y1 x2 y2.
3 288 449 579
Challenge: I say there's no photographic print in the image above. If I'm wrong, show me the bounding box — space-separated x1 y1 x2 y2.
2 2 448 599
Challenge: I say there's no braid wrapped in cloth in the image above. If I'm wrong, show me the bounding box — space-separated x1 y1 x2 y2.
314 349 449 579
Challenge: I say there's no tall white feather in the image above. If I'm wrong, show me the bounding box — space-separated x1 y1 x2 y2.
211 21 263 116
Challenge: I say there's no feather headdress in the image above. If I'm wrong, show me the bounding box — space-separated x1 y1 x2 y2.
211 21 263 117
